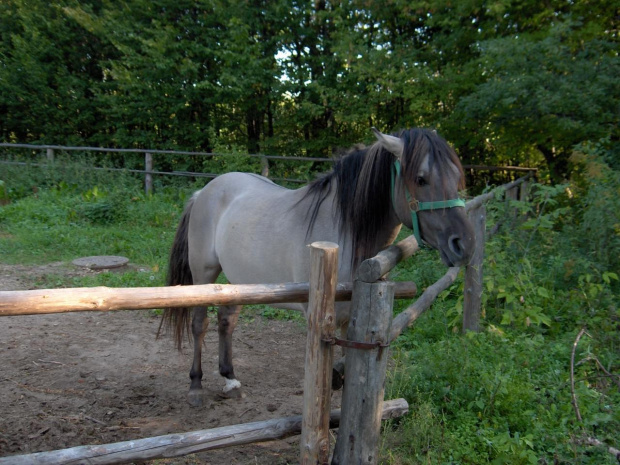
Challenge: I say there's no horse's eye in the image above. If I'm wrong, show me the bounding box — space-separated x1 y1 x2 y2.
416 176 427 187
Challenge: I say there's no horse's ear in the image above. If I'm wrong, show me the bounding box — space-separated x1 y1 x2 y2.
371 127 404 159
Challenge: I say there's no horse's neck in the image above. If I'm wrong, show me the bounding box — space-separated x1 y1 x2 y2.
338 178 404 259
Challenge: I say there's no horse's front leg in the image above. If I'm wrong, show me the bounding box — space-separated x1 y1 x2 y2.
188 306 209 407
218 304 242 396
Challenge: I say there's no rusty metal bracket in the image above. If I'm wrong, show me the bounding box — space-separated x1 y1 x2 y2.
322 337 390 360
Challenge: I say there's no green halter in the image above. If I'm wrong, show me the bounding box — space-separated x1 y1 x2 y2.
391 160 466 246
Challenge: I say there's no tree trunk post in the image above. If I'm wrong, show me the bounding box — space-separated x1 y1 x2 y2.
506 185 518 223
519 178 529 202
300 241 339 465
145 152 153 195
463 204 486 332
332 279 394 465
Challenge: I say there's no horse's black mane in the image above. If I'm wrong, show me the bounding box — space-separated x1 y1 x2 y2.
301 128 464 268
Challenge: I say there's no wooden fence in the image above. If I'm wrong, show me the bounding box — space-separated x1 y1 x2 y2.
0 142 537 194
0 174 533 464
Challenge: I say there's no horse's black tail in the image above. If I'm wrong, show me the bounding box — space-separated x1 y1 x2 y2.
157 195 196 350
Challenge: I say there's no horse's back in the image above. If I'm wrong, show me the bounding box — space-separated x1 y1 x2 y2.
187 172 340 289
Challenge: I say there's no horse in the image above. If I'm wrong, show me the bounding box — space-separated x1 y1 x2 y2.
159 128 475 406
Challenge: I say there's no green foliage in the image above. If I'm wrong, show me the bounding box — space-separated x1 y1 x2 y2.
0 180 8 205
383 147 619 463
77 187 128 225
260 306 305 323
2 0 616 179
385 330 619 464
72 267 165 289
568 139 620 270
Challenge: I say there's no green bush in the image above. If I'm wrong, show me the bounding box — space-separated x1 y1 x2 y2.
383 141 619 464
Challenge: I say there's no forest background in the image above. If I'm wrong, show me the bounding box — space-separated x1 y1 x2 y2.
0 0 617 183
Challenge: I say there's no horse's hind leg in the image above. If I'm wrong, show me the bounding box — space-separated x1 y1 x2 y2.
188 306 210 406
218 304 242 396
186 263 221 407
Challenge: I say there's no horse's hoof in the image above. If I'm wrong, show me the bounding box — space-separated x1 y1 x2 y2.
219 387 243 399
219 378 242 399
187 389 205 407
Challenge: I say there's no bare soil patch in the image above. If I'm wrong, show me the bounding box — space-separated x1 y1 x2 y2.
0 263 341 464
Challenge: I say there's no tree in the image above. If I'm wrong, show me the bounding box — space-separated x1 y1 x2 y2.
0 0 113 144
1 0 617 181
450 21 619 180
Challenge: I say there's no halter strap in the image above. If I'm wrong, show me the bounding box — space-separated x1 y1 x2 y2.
391 160 465 246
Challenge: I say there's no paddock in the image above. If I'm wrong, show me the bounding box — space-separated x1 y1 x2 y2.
0 175 532 463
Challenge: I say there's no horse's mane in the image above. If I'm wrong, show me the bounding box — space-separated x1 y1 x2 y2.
301 128 465 268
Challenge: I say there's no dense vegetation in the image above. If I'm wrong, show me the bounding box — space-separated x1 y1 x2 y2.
1 0 619 463
1 0 618 182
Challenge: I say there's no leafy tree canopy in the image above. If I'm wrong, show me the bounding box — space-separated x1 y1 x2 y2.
0 0 617 179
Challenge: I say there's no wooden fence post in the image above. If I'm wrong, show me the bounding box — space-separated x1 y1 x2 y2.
463 204 486 332
260 155 269 177
144 152 153 195
519 177 530 202
46 148 54 162
300 241 339 465
332 279 394 465
506 185 519 223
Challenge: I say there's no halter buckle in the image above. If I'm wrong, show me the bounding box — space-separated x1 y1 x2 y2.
408 198 420 212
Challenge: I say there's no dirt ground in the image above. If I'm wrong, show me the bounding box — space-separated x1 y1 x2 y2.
0 262 342 464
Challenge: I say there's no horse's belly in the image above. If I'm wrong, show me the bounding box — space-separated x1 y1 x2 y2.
214 209 309 284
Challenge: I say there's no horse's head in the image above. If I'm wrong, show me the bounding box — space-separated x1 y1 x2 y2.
373 128 475 267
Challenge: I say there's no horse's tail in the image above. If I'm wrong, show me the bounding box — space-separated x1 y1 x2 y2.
157 195 196 350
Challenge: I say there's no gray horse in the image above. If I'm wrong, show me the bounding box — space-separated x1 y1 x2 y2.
159 128 475 405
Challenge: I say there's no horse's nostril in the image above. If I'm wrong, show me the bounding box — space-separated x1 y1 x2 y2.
448 234 464 258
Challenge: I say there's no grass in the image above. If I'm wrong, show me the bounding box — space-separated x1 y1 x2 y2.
0 183 182 290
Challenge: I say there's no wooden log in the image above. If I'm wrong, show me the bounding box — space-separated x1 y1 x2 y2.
505 184 518 215
0 281 417 317
356 235 419 283
332 280 394 465
519 179 529 202
462 164 538 173
390 267 460 341
144 152 153 195
465 173 533 213
301 242 338 464
463 205 486 333
505 185 518 202
0 399 409 465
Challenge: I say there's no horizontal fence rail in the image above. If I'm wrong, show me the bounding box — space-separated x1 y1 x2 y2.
0 399 409 465
0 281 418 317
0 142 538 191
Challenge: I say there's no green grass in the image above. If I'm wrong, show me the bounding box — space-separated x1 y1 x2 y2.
0 184 181 280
